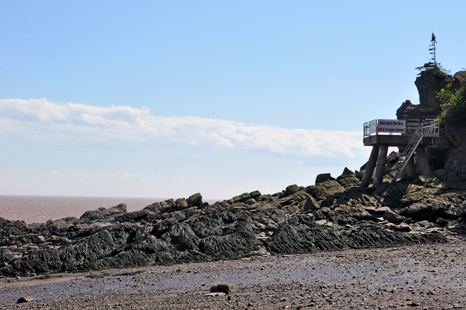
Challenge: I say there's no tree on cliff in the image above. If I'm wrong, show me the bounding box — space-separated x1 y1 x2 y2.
437 73 466 126
415 32 446 75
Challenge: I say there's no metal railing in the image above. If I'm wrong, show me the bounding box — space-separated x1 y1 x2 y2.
363 118 439 139
419 119 440 137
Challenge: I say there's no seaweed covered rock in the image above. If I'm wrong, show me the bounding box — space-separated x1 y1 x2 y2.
306 185 328 201
316 180 345 197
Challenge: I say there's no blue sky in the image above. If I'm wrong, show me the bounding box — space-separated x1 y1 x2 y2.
1 1 465 200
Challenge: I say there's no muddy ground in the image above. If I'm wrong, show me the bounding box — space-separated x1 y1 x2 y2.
1 237 466 309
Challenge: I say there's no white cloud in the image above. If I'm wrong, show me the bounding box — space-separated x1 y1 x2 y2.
0 98 367 158
0 170 5 175
100 171 147 180
35 170 60 177
70 172 95 178
151 175 168 181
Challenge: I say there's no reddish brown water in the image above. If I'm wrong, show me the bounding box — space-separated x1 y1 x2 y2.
0 195 220 224
0 195 165 224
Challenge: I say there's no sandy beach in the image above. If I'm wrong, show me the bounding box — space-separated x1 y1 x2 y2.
1 237 466 309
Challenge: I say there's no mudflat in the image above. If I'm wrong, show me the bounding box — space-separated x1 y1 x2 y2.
1 238 466 309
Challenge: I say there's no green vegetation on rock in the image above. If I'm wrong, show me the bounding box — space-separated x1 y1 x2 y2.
437 77 466 126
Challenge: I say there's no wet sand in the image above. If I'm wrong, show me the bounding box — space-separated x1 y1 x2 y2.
1 238 466 309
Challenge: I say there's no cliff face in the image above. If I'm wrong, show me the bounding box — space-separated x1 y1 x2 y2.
397 69 466 184
397 70 465 120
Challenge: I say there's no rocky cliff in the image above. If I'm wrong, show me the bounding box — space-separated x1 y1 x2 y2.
397 68 466 184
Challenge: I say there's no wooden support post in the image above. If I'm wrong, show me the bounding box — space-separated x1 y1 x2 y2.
406 155 417 180
361 145 379 187
373 144 388 187
415 145 433 176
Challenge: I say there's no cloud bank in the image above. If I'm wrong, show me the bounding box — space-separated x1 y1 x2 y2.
0 98 365 158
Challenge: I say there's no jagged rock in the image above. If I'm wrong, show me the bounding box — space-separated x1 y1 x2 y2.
341 167 354 176
315 173 335 184
302 197 319 212
336 174 361 189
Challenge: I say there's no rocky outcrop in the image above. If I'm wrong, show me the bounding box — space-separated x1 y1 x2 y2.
3 167 464 277
394 69 466 181
397 69 465 121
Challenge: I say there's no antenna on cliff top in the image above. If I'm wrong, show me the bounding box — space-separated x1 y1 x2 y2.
429 33 437 66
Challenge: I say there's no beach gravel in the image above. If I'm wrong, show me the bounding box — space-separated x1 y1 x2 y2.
1 239 466 309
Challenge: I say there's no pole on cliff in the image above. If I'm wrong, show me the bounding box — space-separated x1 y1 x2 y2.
429 33 437 66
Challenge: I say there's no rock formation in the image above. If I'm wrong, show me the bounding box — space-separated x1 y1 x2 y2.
397 69 465 120
395 68 466 185
2 171 464 278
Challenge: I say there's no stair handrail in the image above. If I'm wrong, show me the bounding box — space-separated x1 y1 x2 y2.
388 120 428 184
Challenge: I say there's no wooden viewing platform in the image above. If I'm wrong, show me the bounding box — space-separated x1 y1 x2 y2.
361 119 439 187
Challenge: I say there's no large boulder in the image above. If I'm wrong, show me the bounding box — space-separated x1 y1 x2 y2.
316 180 345 197
285 184 300 196
232 192 251 203
315 173 335 184
306 185 328 201
107 203 127 215
336 173 361 189
187 193 202 207
80 203 127 221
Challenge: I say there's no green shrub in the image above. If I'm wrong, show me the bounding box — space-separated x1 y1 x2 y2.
437 79 466 126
